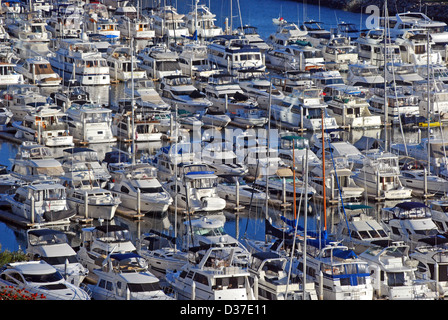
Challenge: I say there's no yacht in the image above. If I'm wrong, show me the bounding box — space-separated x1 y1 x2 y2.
49 38 110 86
151 141 196 182
395 29 442 65
429 199 448 233
0 60 24 87
151 5 189 39
83 16 120 39
76 224 137 272
201 141 248 176
86 252 174 300
63 103 116 144
235 25 270 52
355 29 401 67
352 149 413 200
277 133 321 172
165 245 255 300
399 169 448 196
159 74 213 114
109 163 172 216
183 2 223 39
0 261 90 300
105 44 147 82
267 44 325 72
25 228 88 286
359 241 437 300
137 44 181 80
12 108 74 147
178 42 219 78
335 21 363 40
207 35 266 74
347 62 385 88
321 36 358 72
384 62 424 86
6 181 75 226
266 22 308 49
52 86 91 111
14 56 62 87
163 163 226 213
238 70 285 109
271 87 339 131
216 175 268 207
7 14 50 43
118 12 155 41
113 111 163 142
414 79 448 120
300 20 332 47
381 201 445 250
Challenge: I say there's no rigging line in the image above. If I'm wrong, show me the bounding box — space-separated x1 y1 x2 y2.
243 158 260 237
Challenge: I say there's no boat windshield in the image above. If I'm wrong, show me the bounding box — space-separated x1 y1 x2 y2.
29 232 68 246
190 177 217 189
128 281 161 293
23 271 64 283
322 262 369 283
41 255 79 265
193 226 227 237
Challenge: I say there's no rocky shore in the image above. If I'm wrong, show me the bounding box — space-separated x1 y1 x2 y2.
311 0 448 24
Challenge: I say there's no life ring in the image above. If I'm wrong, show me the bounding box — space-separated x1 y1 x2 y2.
77 95 82 99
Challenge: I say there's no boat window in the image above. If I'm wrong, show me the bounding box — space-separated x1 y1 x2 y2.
193 273 209 286
386 272 405 287
213 276 245 290
23 270 63 283
127 281 161 293
42 255 78 265
140 187 164 193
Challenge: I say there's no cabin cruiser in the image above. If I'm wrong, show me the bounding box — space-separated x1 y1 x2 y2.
14 56 62 87
183 3 223 39
159 74 213 114
164 163 226 213
117 10 155 41
355 29 401 67
322 36 358 71
49 38 110 86
109 163 172 216
178 42 219 78
216 175 268 207
0 60 24 87
165 245 255 300
201 141 248 176
380 201 446 250
384 62 424 86
395 29 442 66
238 70 285 109
151 5 189 39
347 62 385 88
359 241 437 300
277 133 321 172
26 228 88 286
235 25 270 52
105 44 146 82
6 181 75 226
86 252 174 300
399 169 448 196
77 224 137 272
7 14 51 43
63 103 116 144
266 22 308 49
267 44 325 72
13 108 74 147
429 199 448 234
300 20 332 47
0 261 90 300
137 44 181 80
151 142 196 182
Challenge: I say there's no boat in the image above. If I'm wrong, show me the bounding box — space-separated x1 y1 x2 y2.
14 56 62 87
399 169 448 196
346 62 385 88
76 224 137 272
117 10 155 41
380 201 446 250
270 70 314 94
266 22 308 49
109 163 172 216
12 108 74 147
248 251 318 300
414 79 448 121
51 86 92 111
235 25 270 52
277 133 321 172
428 199 448 233
321 36 358 71
216 174 268 207
137 230 189 279
25 228 89 286
207 35 266 74
238 70 285 109
163 163 226 213
165 245 255 300
49 38 110 86
384 62 424 86
151 141 196 182
6 181 76 226
196 108 231 128
201 141 248 176
137 44 182 81
105 44 147 82
83 16 120 39
395 29 442 66
352 149 413 200
359 241 437 300
335 21 364 40
7 14 51 43
231 106 268 127
0 261 90 300
86 252 174 300
270 87 339 131
0 60 25 87
183 2 223 39
267 44 325 72
178 42 220 78
333 204 390 254
151 5 189 39
159 74 213 114
113 107 163 143
355 29 401 67
63 103 116 144
300 20 332 47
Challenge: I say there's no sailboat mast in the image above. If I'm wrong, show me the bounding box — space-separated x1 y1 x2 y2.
383 0 388 151
321 107 326 232
131 37 136 165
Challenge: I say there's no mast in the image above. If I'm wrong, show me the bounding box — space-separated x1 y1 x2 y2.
321 107 326 233
131 37 136 165
383 0 388 151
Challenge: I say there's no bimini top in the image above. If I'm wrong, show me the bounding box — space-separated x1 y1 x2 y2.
395 201 428 210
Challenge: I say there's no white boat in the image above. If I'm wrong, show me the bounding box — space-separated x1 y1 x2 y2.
277 133 321 172
291 241 374 300
325 86 382 128
151 5 189 39
86 252 174 300
0 107 13 126
216 174 268 207
381 201 444 250
352 149 413 200
110 163 172 216
333 204 390 254
359 241 437 300
202 73 259 113
238 70 285 109
6 181 76 226
395 29 442 65
414 79 448 120
178 42 219 78
137 44 181 80
7 15 51 43
113 110 163 142
84 17 120 39
355 29 401 67
14 56 62 87
137 231 189 279
400 169 448 196
266 22 308 49
197 108 231 128
207 35 266 74
300 20 332 47
151 142 196 182
46 9 82 39
310 70 346 89
410 242 448 298
183 2 223 39
271 87 338 131
76 224 137 272
347 62 385 88
183 215 251 267
49 38 110 86
105 44 147 82
12 108 74 147
428 199 448 233
322 35 358 71
63 103 116 144
118 12 155 40
0 60 24 87
244 146 289 178
159 74 213 114
268 44 325 72
52 86 92 111
384 62 424 86
248 251 318 300
231 106 268 127
235 25 270 52
0 261 90 300
165 245 255 300
164 163 226 213
201 141 248 176
26 228 89 286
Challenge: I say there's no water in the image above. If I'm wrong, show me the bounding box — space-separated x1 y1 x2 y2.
0 0 440 252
